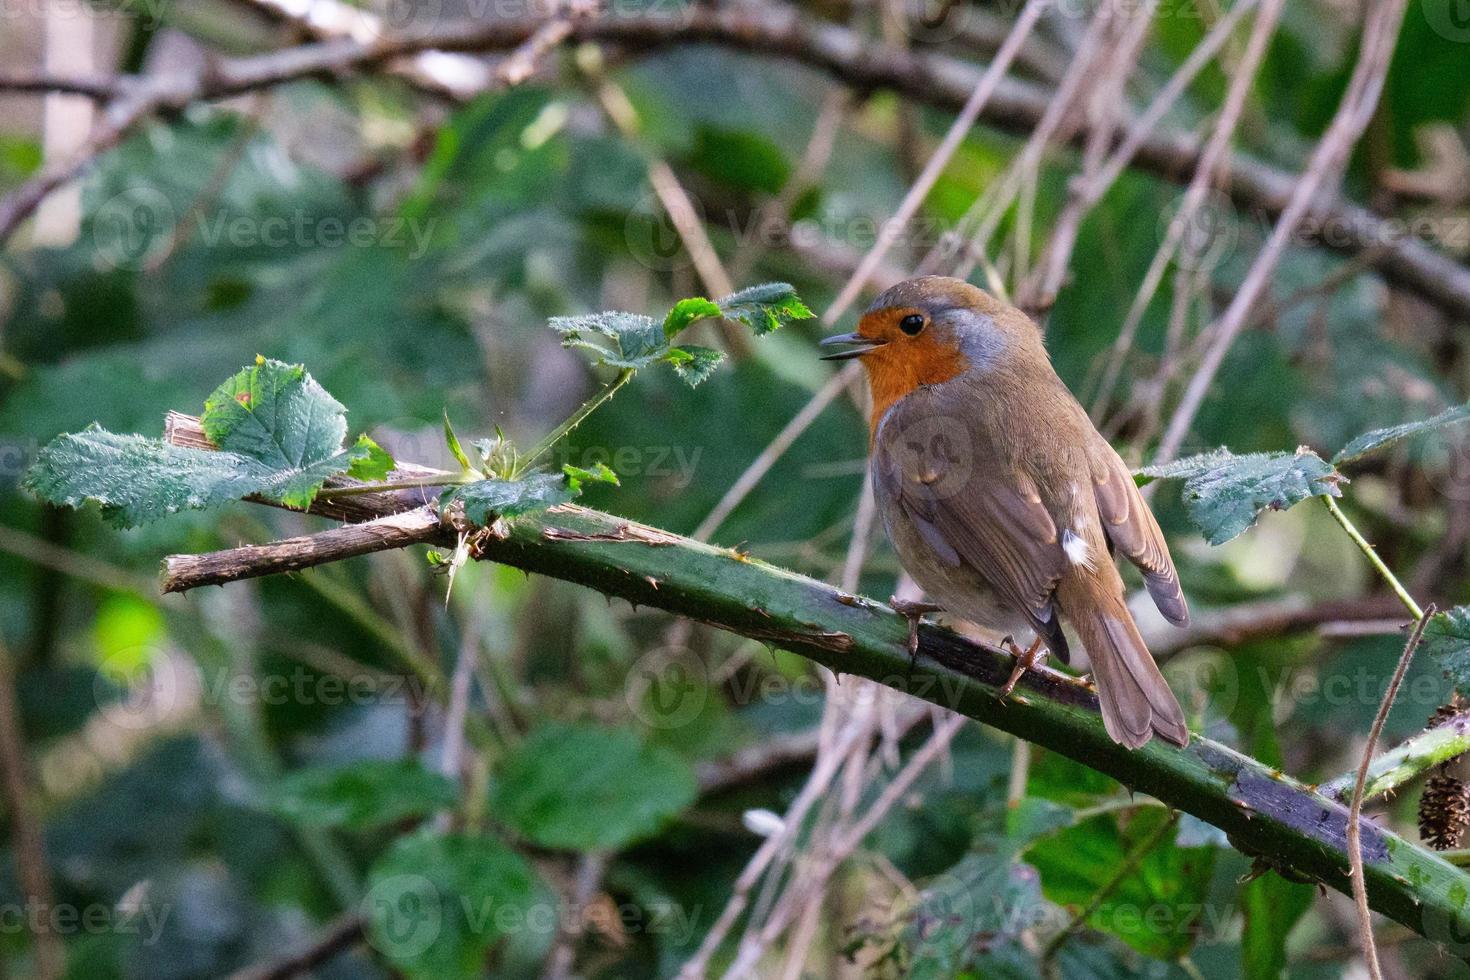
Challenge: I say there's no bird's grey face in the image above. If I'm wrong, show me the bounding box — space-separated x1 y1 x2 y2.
930 305 1004 371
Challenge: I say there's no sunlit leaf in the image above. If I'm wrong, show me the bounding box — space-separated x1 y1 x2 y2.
563 461 619 489
26 359 394 525
549 312 668 369
202 357 363 509
348 434 396 482
665 345 726 387
663 297 722 338
25 426 274 529
716 282 813 335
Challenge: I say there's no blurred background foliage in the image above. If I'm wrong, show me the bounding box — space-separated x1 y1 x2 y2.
0 0 1469 977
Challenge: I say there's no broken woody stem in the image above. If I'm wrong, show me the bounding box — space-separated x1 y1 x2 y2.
158 415 1470 951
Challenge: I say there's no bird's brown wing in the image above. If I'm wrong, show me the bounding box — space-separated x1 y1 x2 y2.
874 398 1071 658
1089 442 1190 626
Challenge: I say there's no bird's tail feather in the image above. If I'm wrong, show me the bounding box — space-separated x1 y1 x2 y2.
1068 598 1189 749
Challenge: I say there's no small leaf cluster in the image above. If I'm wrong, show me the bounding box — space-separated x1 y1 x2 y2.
550 281 812 387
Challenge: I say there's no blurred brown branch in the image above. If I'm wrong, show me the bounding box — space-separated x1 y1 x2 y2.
0 7 1464 318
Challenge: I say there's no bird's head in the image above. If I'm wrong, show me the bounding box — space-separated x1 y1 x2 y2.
820 275 1032 429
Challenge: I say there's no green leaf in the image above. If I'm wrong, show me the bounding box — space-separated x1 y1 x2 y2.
347 434 396 482
266 758 459 831
1334 403 1470 465
201 358 362 509
1025 809 1215 960
489 722 697 850
443 411 475 473
716 282 814 335
443 472 576 526
26 359 395 526
549 312 668 369
901 851 1043 979
1138 448 1342 546
25 426 275 529
665 345 726 387
663 297 723 338
1422 606 1470 694
1240 873 1314 980
563 461 619 489
364 831 538 980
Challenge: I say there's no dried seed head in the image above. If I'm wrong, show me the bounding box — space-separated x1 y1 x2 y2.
1419 773 1470 851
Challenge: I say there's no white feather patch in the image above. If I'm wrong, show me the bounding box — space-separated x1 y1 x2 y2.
1062 528 1092 568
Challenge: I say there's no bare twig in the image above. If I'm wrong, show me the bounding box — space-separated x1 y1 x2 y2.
1090 0 1284 418
543 852 609 980
824 0 1047 325
1156 0 1411 463
1348 607 1434 980
225 914 364 980
3 9 1465 316
0 644 64 980
161 507 446 593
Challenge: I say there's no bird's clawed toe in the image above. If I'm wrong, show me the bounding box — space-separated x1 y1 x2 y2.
999 636 1047 699
890 597 943 671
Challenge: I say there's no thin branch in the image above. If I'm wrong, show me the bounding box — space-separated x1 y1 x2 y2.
1156 0 1412 463
1090 0 1284 418
152 414 1470 947
161 507 446 593
1349 607 1434 980
823 0 1047 325
1320 709 1470 803
0 644 64 980
1322 495 1424 620
225 914 364 980
3 9 1466 316
0 71 120 99
691 364 859 542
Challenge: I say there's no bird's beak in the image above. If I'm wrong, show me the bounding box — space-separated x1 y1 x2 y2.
818 332 888 361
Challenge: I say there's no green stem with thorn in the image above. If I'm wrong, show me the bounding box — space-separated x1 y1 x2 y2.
518 367 636 474
1322 494 1424 619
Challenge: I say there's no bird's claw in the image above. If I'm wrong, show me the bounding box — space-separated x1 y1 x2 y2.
890 597 943 673
999 637 1046 699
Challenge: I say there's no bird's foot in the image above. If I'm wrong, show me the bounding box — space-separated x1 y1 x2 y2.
890 597 943 675
999 636 1047 699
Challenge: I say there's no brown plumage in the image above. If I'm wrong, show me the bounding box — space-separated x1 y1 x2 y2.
821 276 1190 748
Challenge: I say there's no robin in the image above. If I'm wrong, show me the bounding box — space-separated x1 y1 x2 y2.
820 276 1190 748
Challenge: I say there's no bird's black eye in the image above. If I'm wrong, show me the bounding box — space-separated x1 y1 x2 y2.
899 313 926 336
